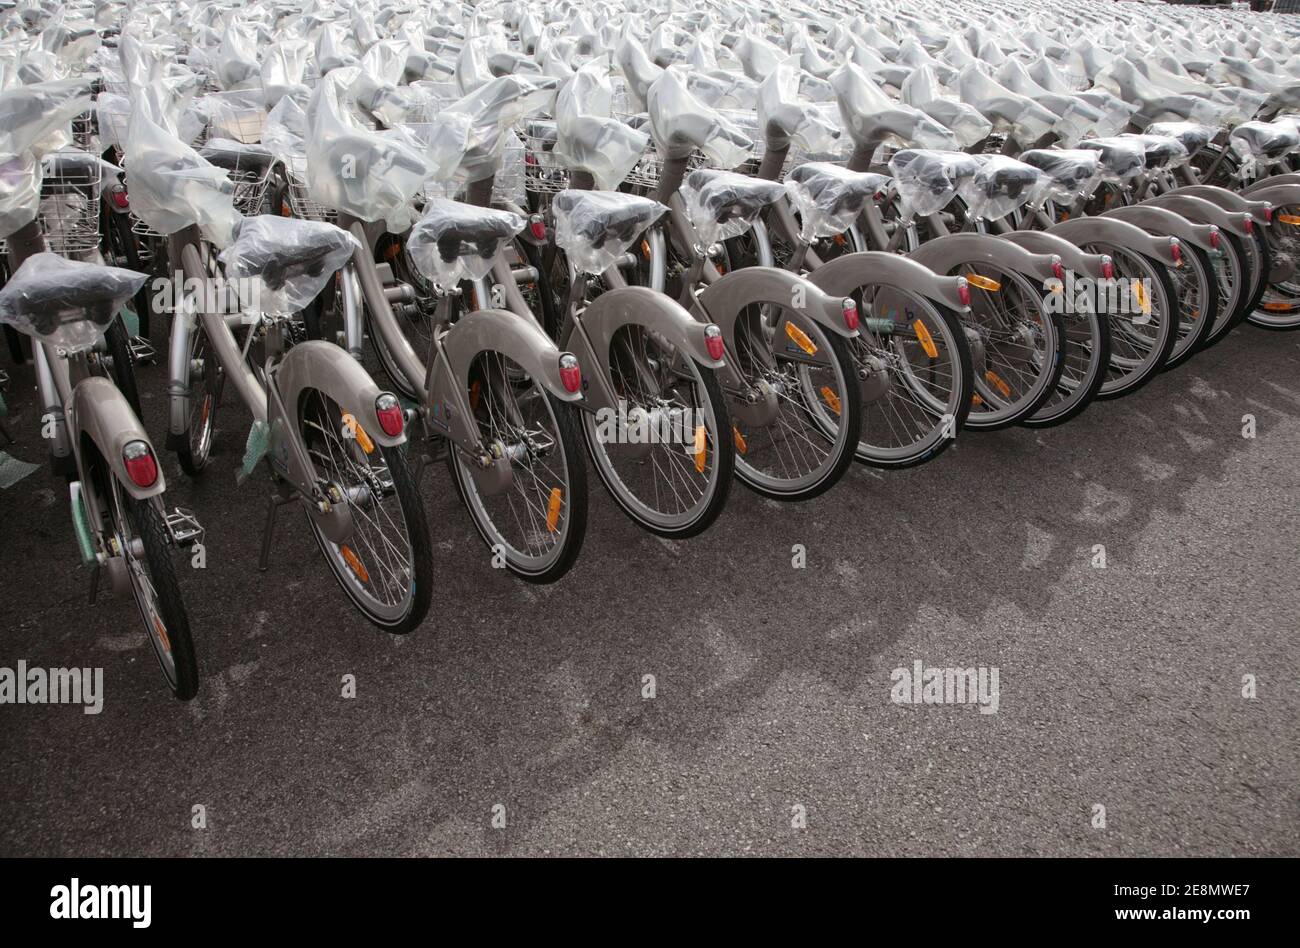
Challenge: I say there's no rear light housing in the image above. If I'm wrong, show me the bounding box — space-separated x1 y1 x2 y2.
1169 237 1182 265
1051 256 1064 281
529 215 546 240
1209 226 1220 250
1100 255 1114 280
956 277 971 307
559 353 582 393
109 187 129 210
703 324 725 360
1243 215 1253 235
122 440 158 488
1263 204 1273 224
841 297 860 331
375 393 404 437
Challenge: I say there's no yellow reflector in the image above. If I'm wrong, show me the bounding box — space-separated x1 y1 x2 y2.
833 234 846 246
1276 214 1300 225
785 321 817 355
820 386 842 415
1191 309 1200 320
985 370 1012 398
972 393 983 407
914 319 938 359
966 273 1002 291
384 242 402 260
342 413 374 454
470 379 481 411
1060 212 1071 221
340 545 370 583
641 239 651 258
733 426 747 455
1133 279 1151 315
546 487 562 533
693 425 707 473
1263 301 1297 311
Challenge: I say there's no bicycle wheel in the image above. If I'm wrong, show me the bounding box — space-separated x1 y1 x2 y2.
1164 244 1219 369
953 263 1065 430
299 389 433 633
1199 231 1249 347
105 474 199 700
728 300 861 500
103 312 142 419
850 285 972 466
176 320 224 476
582 325 733 537
1021 301 1111 429
1248 205 1300 329
1084 245 1179 399
446 351 588 582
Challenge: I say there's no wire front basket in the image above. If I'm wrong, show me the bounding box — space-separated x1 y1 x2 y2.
37 150 105 256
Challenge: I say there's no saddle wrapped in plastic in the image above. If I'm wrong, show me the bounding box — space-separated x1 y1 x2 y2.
785 162 889 242
554 62 650 190
889 149 978 218
647 66 752 168
553 189 667 276
1018 149 1102 202
1124 133 1190 171
407 199 525 286
1145 121 1216 159
305 72 430 231
957 155 1047 222
680 168 784 248
123 107 239 246
955 65 1057 147
218 215 361 317
0 253 146 353
1076 136 1148 182
1230 120 1300 176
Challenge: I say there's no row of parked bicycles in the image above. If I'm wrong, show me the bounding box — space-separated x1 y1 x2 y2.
2 0 1298 700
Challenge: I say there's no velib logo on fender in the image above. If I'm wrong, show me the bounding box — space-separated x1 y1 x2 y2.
50 878 151 929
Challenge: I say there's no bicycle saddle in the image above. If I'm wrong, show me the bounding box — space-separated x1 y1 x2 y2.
890 149 980 194
0 252 145 348
552 189 667 275
407 199 525 285
683 169 785 228
1075 137 1148 180
1124 133 1189 171
646 67 752 167
831 62 957 152
221 216 358 292
786 162 888 219
198 139 277 177
1230 121 1300 161
1018 149 1101 194
1144 121 1216 159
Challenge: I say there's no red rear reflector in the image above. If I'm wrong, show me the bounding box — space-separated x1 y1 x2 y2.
1051 258 1064 280
1244 216 1253 235
110 189 129 209
957 280 971 306
841 298 860 331
1209 227 1220 249
704 325 725 361
1101 257 1114 279
559 354 582 393
529 216 546 240
1169 239 1182 265
375 394 404 437
122 441 158 488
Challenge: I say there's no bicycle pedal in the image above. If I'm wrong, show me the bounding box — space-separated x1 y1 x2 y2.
129 336 158 364
164 507 204 548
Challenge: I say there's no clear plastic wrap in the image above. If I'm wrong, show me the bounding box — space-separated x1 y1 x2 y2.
0 79 93 239
1145 121 1215 158
407 198 524 286
262 94 309 165
1229 120 1300 176
261 40 312 108
124 105 239 245
304 71 430 230
552 189 667 276
0 253 146 353
888 149 979 218
443 74 557 182
646 67 752 168
554 63 650 190
218 215 360 317
1075 136 1149 182
1017 148 1102 202
955 65 1057 146
758 60 841 155
216 17 259 91
900 66 993 149
785 162 889 241
957 155 1048 222
316 22 360 76
680 168 784 248
614 34 663 113
831 62 957 152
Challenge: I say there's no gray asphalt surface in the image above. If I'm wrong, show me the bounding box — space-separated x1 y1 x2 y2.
1 322 1298 857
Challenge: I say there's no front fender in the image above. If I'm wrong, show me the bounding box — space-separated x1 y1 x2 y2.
1104 204 1220 254
806 249 970 312
1000 231 1109 279
904 233 1060 283
69 376 165 501
570 286 722 414
1048 216 1181 267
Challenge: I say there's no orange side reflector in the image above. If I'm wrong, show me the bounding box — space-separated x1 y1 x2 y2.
972 393 983 407
342 413 375 454
820 386 842 415
985 370 1012 398
693 425 707 473
1276 214 1300 225
641 239 651 258
966 273 1002 292
341 545 370 583
1263 301 1297 312
785 321 817 355
733 426 748 455
833 234 846 246
546 488 562 533
470 379 481 411
384 242 402 260
1133 279 1151 315
914 320 938 359
153 616 171 653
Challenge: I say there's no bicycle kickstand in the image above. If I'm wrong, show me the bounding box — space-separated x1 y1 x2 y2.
258 489 297 572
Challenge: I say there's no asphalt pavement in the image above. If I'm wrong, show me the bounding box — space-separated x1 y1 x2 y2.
1 321 1298 856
